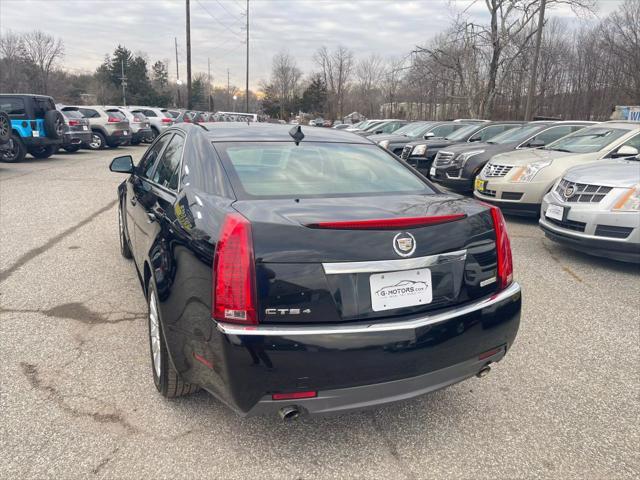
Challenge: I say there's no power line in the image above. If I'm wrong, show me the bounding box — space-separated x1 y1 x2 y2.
195 0 243 38
212 0 242 20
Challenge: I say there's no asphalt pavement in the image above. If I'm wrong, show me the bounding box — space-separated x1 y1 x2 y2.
1 146 638 479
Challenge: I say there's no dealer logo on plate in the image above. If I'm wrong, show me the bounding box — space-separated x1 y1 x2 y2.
393 232 416 257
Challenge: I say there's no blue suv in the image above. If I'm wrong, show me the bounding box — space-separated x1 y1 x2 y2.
0 94 65 162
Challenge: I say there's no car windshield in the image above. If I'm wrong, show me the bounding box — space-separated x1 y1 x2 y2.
445 124 478 141
363 121 384 132
216 142 434 199
487 124 547 144
393 122 430 137
544 127 630 153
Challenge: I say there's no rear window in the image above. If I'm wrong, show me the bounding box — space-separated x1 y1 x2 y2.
0 97 26 115
216 142 434 199
132 112 146 122
62 110 83 119
106 110 126 120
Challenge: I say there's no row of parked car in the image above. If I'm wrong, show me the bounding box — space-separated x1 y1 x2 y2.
0 93 257 162
352 117 639 263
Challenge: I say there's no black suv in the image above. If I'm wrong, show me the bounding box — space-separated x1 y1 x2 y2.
0 94 64 162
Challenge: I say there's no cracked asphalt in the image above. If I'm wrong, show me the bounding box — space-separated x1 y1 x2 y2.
1 146 639 479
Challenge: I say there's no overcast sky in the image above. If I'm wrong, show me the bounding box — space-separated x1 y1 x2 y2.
0 0 624 89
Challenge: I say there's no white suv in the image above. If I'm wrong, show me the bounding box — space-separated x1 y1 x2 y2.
126 106 174 140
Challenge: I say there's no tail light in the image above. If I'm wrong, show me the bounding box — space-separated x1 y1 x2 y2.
161 117 173 123
68 119 80 126
213 213 257 325
488 205 513 290
184 117 192 123
107 115 120 123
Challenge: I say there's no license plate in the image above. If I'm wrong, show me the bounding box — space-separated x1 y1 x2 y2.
475 178 487 192
370 268 433 312
32 131 40 137
82 126 88 131
429 166 436 177
546 204 564 221
123 131 128 135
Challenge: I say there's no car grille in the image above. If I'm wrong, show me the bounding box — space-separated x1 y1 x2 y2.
482 189 497 198
594 225 634 239
434 151 455 166
546 217 587 232
501 192 523 201
555 179 613 203
483 164 514 178
401 145 412 160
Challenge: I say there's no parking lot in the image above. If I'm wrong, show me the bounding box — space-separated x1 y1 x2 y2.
0 147 638 479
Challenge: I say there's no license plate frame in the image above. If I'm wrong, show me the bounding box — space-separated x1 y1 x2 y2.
429 166 436 177
475 178 487 192
546 204 565 221
369 268 433 312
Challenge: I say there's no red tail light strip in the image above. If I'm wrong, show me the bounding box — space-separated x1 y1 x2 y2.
488 206 514 290
306 214 467 230
272 391 317 401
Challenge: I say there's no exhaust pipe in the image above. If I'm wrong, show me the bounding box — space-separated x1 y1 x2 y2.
476 365 491 378
279 406 301 421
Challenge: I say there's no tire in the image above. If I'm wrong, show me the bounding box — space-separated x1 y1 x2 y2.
44 110 65 140
29 145 56 159
150 127 159 140
63 145 81 153
118 203 132 259
0 111 10 144
147 282 199 398
0 136 27 163
88 131 106 150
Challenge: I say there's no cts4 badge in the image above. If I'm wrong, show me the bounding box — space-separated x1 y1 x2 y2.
265 308 311 316
393 232 416 257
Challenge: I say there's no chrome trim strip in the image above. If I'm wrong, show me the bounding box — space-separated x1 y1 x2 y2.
322 249 467 275
216 282 521 336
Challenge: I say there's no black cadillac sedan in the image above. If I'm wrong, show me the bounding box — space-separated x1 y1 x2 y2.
110 123 521 419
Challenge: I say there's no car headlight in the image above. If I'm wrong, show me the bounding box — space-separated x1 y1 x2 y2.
455 150 484 167
413 144 426 156
613 185 640 211
512 160 552 182
378 140 390 149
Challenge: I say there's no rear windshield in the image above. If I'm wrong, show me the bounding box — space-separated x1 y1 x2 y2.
106 110 126 120
132 112 146 122
216 142 434 199
62 110 83 119
545 127 630 153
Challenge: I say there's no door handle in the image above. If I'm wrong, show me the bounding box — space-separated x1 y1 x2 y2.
130 197 137 206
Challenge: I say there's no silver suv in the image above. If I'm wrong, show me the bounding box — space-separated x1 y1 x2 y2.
105 106 152 145
126 106 174 140
539 152 640 263
61 105 131 150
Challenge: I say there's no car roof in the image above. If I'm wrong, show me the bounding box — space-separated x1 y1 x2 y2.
185 122 373 143
599 121 640 130
0 93 54 99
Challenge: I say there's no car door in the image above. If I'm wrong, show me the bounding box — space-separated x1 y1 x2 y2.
134 133 186 278
128 133 173 269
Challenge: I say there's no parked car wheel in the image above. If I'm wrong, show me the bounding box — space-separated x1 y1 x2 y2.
147 282 199 398
150 127 159 140
44 110 65 140
0 136 27 163
118 204 132 259
0 111 11 144
29 145 56 159
88 131 106 150
63 145 81 153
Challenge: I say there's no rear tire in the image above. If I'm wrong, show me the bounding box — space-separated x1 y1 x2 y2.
29 145 56 159
88 131 106 150
150 127 159 140
147 283 199 398
44 110 65 140
118 204 133 259
0 136 27 163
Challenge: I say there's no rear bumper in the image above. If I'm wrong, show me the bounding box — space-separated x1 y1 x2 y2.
21 136 62 148
201 282 521 416
63 131 92 146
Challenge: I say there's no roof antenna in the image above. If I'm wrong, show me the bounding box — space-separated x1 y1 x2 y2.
289 125 304 145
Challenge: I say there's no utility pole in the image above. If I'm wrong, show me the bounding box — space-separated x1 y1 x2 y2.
524 0 546 121
208 57 212 112
120 59 127 106
186 0 192 109
174 37 181 107
245 0 249 112
227 68 230 111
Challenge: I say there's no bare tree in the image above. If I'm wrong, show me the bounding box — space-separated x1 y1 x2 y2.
0 31 26 92
21 30 64 94
270 51 302 119
354 54 385 117
314 46 354 119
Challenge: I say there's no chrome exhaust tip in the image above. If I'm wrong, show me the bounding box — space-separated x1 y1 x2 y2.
279 406 301 421
476 365 491 378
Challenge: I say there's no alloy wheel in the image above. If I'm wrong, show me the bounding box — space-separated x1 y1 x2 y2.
89 133 102 149
0 116 9 139
149 293 162 379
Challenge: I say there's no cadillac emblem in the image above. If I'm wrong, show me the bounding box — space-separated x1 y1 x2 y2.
563 184 576 199
393 232 416 257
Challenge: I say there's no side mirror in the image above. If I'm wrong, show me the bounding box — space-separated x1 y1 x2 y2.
374 130 383 134
110 155 134 173
612 145 639 158
527 139 546 148
424 132 435 140
469 136 481 142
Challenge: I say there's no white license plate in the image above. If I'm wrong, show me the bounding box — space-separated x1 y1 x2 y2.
123 131 128 135
82 126 88 131
429 166 436 177
546 204 564 221
32 131 40 137
370 268 433 312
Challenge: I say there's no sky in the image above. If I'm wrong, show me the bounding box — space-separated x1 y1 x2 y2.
0 0 626 89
